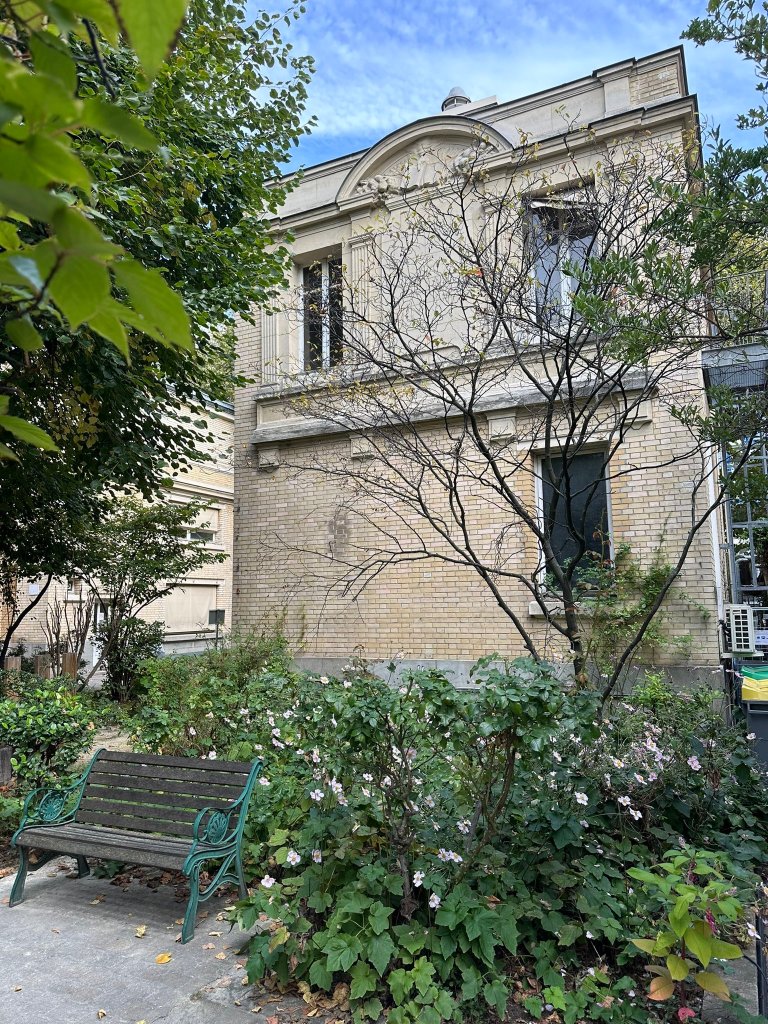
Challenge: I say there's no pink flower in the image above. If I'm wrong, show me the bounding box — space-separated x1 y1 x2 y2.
677 1008 695 1022
687 756 701 772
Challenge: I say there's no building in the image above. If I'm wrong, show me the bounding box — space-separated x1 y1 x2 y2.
234 48 729 685
8 400 233 666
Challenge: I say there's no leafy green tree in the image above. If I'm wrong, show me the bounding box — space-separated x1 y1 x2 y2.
0 0 312 634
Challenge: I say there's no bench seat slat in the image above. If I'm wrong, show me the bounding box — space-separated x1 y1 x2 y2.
74 807 195 837
97 750 253 773
81 787 231 813
78 795 200 823
14 823 202 869
86 762 250 788
84 772 246 801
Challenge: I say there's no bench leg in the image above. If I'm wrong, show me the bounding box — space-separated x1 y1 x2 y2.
75 855 90 878
181 865 201 944
236 855 248 900
9 847 29 907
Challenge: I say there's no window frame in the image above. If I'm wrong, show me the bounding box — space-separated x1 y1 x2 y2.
299 253 343 372
535 448 613 585
527 200 596 324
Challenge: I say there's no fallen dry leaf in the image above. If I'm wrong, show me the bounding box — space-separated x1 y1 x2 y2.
97 1012 107 1020
174 918 184 925
51 928 60 935
135 925 146 938
266 1017 279 1024
208 930 222 936
155 953 172 964
13 986 21 992
215 952 227 961
90 895 105 905
202 943 215 950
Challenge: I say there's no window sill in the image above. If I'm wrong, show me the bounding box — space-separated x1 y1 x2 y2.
528 599 597 619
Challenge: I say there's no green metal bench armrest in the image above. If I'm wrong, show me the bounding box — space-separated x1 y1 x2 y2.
184 759 262 867
12 748 104 844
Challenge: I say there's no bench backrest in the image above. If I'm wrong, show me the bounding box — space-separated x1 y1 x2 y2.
75 750 254 839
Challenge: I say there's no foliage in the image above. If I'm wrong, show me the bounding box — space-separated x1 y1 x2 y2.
129 628 294 750
75 496 227 689
629 849 745 1005
94 617 163 704
0 674 94 788
131 647 767 1022
0 0 312 639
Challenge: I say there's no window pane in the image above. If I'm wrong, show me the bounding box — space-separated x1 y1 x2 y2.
531 210 562 318
542 452 609 575
328 254 343 366
303 264 323 371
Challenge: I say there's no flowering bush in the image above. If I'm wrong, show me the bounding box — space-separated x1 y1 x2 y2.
131 647 768 1023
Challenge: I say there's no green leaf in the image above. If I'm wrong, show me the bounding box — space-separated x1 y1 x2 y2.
112 258 192 349
25 136 91 191
349 961 377 1000
88 308 129 359
367 933 395 977
52 0 120 40
308 959 333 991
710 938 743 960
0 414 58 451
29 32 77 90
483 979 508 1018
669 894 694 938
542 986 566 1012
0 220 20 251
82 97 157 150
557 923 582 947
631 938 658 953
695 970 731 1000
49 256 111 329
666 954 689 981
115 0 189 79
524 996 544 1018
410 958 436 997
686 920 715 968
0 180 65 221
52 207 121 258
6 315 44 352
388 968 413 1006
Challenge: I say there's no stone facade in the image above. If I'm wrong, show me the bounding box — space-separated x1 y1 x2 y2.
233 48 724 681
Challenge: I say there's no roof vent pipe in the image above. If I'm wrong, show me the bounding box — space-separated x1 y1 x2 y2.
441 86 471 111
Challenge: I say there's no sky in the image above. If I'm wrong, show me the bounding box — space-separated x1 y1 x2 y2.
246 0 764 172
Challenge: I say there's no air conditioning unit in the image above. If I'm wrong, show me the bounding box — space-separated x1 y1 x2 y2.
725 603 757 656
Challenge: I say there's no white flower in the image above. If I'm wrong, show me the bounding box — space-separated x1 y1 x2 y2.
283 710 293 719
362 773 373 783
205 711 214 719
552 751 562 762
272 727 281 737
295 749 304 756
587 967 595 977
687 755 701 772
579 819 589 829
457 819 471 834
208 751 217 760
329 779 343 795
239 708 249 716
258 777 271 786
575 792 589 806
618 795 631 807
586 930 594 939
272 738 285 749
319 676 329 685
423 795 435 809
747 733 756 741
629 807 642 820
261 875 276 888
748 922 759 939
343 681 352 689
312 849 322 864
628 989 635 998
382 776 392 787
428 893 441 909
413 871 425 887
310 789 324 802
312 749 321 764
286 850 301 866
189 727 197 736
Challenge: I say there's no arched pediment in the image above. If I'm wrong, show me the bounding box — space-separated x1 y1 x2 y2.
337 116 510 205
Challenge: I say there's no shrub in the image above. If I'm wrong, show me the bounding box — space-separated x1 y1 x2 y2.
131 648 767 1023
0 675 95 789
95 616 164 703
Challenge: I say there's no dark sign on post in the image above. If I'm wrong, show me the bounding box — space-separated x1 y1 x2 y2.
209 609 225 649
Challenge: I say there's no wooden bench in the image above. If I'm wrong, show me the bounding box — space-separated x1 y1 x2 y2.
9 749 261 942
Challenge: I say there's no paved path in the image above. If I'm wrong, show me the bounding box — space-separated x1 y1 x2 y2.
0 857 321 1024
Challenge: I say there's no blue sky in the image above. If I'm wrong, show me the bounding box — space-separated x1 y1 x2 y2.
249 0 764 170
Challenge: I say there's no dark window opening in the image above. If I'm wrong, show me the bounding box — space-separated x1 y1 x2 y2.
541 451 609 578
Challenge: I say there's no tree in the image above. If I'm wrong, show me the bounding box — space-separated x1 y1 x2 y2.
269 131 768 695
77 497 227 695
0 0 312 639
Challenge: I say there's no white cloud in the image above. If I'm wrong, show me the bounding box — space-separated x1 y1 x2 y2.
247 0 763 165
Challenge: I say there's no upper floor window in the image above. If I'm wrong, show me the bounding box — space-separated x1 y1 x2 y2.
529 203 595 323
302 254 343 371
